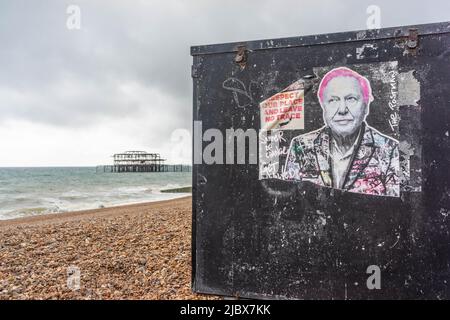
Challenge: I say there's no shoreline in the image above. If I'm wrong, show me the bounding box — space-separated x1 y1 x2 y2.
0 195 217 300
0 194 192 227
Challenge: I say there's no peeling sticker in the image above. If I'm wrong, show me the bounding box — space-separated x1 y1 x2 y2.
398 71 421 106
356 43 378 59
356 31 367 40
259 80 305 130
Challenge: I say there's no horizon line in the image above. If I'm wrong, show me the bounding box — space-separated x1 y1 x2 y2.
0 164 193 168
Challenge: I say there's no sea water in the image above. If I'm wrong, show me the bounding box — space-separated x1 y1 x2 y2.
0 167 191 220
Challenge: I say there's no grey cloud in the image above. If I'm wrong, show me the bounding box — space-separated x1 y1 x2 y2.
0 0 449 131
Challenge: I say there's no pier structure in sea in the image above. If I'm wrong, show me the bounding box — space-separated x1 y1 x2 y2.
96 150 191 173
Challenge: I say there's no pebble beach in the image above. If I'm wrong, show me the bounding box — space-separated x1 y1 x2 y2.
0 196 218 300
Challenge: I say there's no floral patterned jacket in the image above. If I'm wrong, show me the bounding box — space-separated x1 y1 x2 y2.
283 122 400 197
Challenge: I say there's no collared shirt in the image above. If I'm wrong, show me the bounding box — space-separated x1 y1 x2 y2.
330 130 362 189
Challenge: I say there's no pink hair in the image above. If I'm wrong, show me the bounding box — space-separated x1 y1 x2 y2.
317 67 373 105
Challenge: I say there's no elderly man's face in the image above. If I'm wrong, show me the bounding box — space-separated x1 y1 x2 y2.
321 76 368 138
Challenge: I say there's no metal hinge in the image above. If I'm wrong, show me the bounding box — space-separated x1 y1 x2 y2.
407 28 419 49
234 45 248 69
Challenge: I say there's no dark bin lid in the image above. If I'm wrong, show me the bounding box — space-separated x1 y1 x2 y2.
191 21 450 56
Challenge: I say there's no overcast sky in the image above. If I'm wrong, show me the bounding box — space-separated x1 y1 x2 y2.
0 0 449 166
